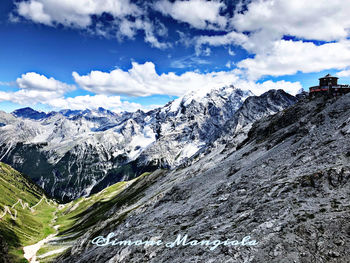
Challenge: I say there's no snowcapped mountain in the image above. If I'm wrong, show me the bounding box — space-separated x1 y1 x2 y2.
137 86 253 167
0 86 296 201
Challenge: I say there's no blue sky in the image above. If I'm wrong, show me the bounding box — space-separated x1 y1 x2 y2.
1 0 350 112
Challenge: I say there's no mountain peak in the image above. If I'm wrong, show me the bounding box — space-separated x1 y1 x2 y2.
12 107 48 120
166 85 252 113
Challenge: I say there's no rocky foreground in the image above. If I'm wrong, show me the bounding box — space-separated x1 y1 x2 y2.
56 94 350 263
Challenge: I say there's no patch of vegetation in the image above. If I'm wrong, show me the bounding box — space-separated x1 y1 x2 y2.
56 180 128 234
0 162 163 262
0 162 57 262
56 170 162 239
36 243 69 262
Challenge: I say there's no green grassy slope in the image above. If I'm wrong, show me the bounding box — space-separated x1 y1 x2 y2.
0 162 57 262
0 161 156 262
55 180 128 234
56 171 152 235
37 172 154 261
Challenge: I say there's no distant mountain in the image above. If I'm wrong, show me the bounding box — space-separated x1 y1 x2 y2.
12 107 48 120
0 86 296 201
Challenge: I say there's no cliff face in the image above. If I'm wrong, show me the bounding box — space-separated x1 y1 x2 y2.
56 94 350 263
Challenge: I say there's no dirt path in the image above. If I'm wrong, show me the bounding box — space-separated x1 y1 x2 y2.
23 231 58 263
23 210 60 263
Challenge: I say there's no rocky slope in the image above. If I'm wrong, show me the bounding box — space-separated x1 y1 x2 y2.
0 87 296 201
56 94 350 263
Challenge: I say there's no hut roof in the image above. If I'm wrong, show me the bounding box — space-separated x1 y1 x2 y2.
319 73 338 80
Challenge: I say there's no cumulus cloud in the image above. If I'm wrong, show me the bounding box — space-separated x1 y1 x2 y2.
48 95 145 112
194 0 350 54
73 61 301 97
16 72 75 93
17 1 52 25
237 40 350 80
195 31 249 55
0 72 75 105
0 92 11 102
336 69 350 77
231 0 350 43
14 0 170 49
237 80 302 96
154 0 227 30
0 73 151 112
192 0 350 79
73 61 240 96
0 89 156 113
16 0 141 28
195 0 350 53
0 65 302 111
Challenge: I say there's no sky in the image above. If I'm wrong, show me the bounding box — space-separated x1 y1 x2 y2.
0 0 350 113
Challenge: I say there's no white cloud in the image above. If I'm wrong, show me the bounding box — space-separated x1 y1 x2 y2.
117 19 138 39
48 95 145 112
170 55 211 69
0 89 62 105
0 89 156 113
228 48 235 56
0 73 153 112
138 19 171 49
16 0 141 28
237 40 350 80
18 1 52 25
154 0 227 30
0 73 75 105
238 80 302 96
231 0 350 43
0 92 11 102
4 90 64 105
195 0 350 55
0 81 13 86
73 62 241 96
14 0 170 49
73 61 301 97
16 72 75 93
195 31 249 55
192 0 350 80
336 69 350 77
176 30 192 47
0 65 302 111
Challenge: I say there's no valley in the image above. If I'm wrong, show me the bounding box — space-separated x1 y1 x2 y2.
0 160 154 262
1 88 350 262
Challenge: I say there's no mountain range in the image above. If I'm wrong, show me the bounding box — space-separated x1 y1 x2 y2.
0 86 296 202
1 85 350 262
